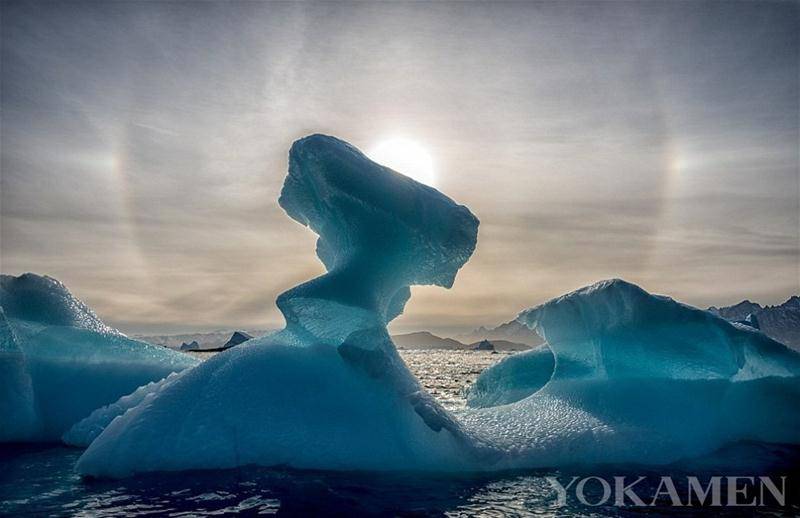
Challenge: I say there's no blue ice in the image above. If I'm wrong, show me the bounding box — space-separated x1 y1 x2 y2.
0 273 197 441
11 135 797 477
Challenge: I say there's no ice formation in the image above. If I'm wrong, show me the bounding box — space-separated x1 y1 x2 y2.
0 307 37 440
468 279 800 410
519 279 800 380
465 345 554 408
74 135 485 477
459 279 800 467
63 372 184 447
0 273 198 442
72 135 800 478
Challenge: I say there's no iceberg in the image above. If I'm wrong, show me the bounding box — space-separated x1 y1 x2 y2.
223 331 253 349
0 273 198 442
63 372 184 447
74 135 486 477
516 279 800 381
0 307 37 441
460 279 800 465
469 279 800 411
72 135 800 478
180 340 200 351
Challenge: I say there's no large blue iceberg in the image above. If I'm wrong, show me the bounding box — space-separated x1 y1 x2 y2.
74 135 486 477
69 135 800 478
467 279 800 408
458 279 800 467
0 273 197 442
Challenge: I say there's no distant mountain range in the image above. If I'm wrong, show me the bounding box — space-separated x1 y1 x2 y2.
391 331 465 350
454 319 543 347
136 329 271 350
178 331 255 352
137 294 799 353
709 296 800 349
392 331 530 351
454 295 800 351
140 329 530 352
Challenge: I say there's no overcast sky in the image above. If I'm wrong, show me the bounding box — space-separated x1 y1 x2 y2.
2 1 798 336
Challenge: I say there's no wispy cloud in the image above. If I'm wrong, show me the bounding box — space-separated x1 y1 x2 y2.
2 1 797 334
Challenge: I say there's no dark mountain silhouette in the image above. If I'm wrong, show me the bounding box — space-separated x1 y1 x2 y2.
709 296 800 350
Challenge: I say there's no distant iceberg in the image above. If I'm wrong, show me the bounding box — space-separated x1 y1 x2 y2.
70 135 800 478
0 273 198 442
223 331 253 349
180 340 201 351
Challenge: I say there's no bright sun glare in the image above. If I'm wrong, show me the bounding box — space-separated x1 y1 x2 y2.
368 138 436 187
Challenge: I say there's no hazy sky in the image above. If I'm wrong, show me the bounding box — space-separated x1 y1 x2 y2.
2 1 798 336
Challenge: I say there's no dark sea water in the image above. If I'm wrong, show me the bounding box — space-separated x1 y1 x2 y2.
2 350 799 517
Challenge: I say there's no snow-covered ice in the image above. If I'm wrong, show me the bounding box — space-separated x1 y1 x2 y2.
0 273 198 442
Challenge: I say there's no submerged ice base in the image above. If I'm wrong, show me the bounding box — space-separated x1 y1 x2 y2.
0 274 197 442
71 135 800 478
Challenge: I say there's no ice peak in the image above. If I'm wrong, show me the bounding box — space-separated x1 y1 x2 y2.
277 134 479 337
0 272 114 334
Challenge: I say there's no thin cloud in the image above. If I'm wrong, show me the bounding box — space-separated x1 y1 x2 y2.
2 1 797 335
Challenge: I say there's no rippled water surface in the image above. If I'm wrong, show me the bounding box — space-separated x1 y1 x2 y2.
2 350 798 516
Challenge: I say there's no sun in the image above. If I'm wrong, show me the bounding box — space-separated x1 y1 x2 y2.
367 138 437 187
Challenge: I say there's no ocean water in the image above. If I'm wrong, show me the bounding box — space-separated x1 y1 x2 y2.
2 350 798 517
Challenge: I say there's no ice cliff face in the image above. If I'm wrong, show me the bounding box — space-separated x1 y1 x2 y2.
0 307 37 441
0 273 198 442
